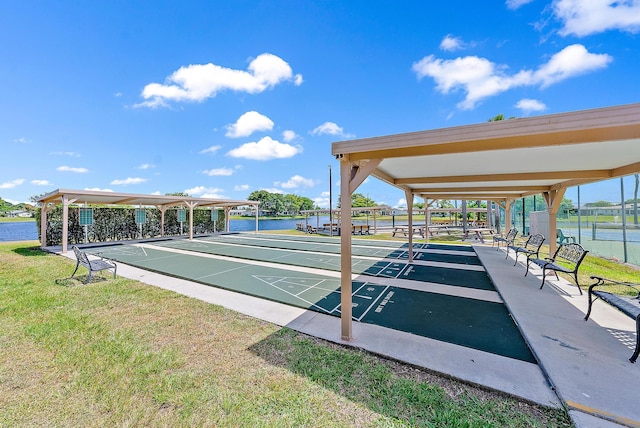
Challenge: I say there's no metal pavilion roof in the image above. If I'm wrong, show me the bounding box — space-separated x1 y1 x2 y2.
332 103 640 202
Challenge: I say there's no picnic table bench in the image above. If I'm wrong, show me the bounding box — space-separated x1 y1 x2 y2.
526 243 588 295
352 224 371 235
71 245 117 284
506 233 545 266
584 276 640 363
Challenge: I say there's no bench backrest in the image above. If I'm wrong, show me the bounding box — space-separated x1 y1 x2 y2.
526 233 545 249
506 228 518 240
553 243 588 267
72 245 90 267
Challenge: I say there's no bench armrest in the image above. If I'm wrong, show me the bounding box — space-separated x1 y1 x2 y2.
589 276 640 298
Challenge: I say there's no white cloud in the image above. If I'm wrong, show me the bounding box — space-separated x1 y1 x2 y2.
282 130 297 142
110 177 147 185
0 179 25 189
52 151 81 157
85 187 113 192
199 145 222 155
412 44 612 109
506 0 534 10
203 168 234 176
136 53 303 108
310 122 354 138
151 191 162 195
234 184 250 191
225 111 274 138
533 44 612 87
4 198 25 205
138 163 155 170
396 198 407 208
184 186 225 198
313 191 330 209
275 175 316 189
31 180 51 186
57 166 89 173
13 137 30 144
440 35 464 51
515 98 547 113
227 136 302 161
553 0 640 36
259 187 284 194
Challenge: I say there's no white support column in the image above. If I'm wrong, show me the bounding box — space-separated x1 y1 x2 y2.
339 157 353 341
254 203 259 233
40 203 51 248
185 201 199 240
405 190 414 263
155 205 167 237
225 207 231 232
543 188 567 256
61 196 78 253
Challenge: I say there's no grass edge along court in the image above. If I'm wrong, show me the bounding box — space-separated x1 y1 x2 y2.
0 240 572 427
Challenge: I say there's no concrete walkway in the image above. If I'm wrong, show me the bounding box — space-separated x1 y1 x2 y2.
57 240 639 427
477 245 639 428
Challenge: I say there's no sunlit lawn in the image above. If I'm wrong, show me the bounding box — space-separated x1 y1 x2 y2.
0 240 573 427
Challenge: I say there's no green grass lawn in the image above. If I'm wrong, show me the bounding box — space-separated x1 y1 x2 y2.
0 241 572 427
0 217 35 223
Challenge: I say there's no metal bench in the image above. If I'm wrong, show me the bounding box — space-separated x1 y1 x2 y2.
526 243 588 294
506 233 545 266
492 228 518 250
71 246 117 284
584 276 640 363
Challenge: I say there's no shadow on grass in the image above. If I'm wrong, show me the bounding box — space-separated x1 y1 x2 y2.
12 246 49 257
248 328 571 427
54 274 112 287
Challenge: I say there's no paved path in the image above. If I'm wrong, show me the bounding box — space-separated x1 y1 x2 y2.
477 245 639 427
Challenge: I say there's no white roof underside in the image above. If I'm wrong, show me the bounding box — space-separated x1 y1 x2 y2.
37 189 257 208
332 103 640 201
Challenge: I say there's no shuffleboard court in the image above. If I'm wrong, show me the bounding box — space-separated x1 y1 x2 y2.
85 240 534 362
201 234 481 265
149 238 483 278
151 238 378 273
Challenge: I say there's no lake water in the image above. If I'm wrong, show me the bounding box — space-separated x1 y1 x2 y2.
0 216 374 241
0 222 38 242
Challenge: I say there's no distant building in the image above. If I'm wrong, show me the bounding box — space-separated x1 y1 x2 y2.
6 210 32 218
578 203 637 217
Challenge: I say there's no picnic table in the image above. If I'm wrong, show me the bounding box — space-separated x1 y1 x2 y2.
391 226 425 238
462 228 494 243
427 225 451 236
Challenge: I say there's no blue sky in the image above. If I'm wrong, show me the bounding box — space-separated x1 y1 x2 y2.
2 0 640 208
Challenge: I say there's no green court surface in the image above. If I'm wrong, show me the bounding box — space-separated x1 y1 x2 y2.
87 237 534 362
149 238 482 277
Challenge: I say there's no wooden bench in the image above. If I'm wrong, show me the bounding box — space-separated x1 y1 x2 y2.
306 225 318 234
506 233 545 266
526 243 588 295
492 228 518 250
584 276 640 363
71 245 117 284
